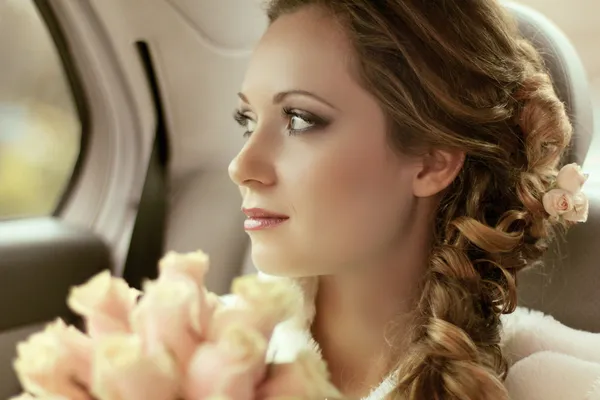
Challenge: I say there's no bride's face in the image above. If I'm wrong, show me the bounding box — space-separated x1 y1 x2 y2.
229 6 421 276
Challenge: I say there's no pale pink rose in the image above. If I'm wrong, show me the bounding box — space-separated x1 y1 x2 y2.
13 319 93 400
130 277 214 371
563 191 589 223
67 271 140 337
184 324 268 400
256 351 342 399
542 188 574 218
157 251 217 332
91 334 179 400
209 275 300 342
158 250 210 290
556 163 588 193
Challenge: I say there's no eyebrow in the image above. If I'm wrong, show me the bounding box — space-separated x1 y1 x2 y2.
237 90 338 110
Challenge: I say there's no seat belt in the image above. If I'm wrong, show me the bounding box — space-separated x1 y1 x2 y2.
122 41 169 290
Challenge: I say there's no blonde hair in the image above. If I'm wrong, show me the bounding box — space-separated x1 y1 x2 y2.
266 1 573 399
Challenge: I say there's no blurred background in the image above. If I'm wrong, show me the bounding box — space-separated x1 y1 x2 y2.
0 0 80 218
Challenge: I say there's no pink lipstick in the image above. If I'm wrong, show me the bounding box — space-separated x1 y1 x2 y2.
242 208 289 231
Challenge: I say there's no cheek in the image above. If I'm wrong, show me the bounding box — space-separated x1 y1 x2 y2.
282 133 413 264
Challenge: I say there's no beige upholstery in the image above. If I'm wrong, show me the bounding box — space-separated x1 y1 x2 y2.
165 171 249 295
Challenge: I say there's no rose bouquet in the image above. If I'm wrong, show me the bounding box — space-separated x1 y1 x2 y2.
11 251 342 400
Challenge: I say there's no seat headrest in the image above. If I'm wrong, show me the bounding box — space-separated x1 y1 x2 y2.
503 1 594 165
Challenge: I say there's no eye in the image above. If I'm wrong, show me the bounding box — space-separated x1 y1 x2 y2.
233 110 256 137
289 115 314 132
282 108 329 135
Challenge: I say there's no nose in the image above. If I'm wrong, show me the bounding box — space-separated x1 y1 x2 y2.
228 135 277 189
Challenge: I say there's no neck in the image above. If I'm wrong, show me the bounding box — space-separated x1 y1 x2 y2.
311 244 428 398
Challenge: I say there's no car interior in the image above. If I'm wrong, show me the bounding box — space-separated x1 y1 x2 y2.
0 0 598 397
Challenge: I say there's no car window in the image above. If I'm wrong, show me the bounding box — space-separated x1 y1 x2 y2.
0 0 82 219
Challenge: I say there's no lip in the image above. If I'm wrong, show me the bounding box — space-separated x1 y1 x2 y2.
242 208 289 231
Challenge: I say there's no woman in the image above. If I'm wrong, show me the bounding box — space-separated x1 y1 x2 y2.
229 1 594 399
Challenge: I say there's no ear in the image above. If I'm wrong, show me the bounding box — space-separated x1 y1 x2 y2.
413 148 465 198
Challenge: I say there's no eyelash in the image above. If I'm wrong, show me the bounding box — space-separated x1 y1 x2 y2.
233 110 251 136
233 108 329 137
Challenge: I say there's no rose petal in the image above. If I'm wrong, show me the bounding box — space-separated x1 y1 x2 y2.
542 188 574 217
157 251 218 332
209 276 300 341
232 275 300 319
556 163 588 193
131 276 215 371
13 319 92 400
185 324 268 400
158 250 210 290
67 271 140 337
91 334 179 400
563 191 589 223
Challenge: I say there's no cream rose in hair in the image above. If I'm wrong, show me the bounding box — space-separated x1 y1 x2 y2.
543 163 590 222
563 191 589 223
543 188 574 218
556 163 588 194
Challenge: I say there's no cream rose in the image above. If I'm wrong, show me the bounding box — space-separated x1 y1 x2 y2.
556 163 588 193
210 275 300 342
131 276 213 371
563 191 589 223
91 334 179 400
158 250 210 290
13 319 92 400
231 275 300 321
67 271 140 337
185 324 268 400
542 188 575 218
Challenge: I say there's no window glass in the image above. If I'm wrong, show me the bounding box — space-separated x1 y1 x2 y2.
0 0 81 219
